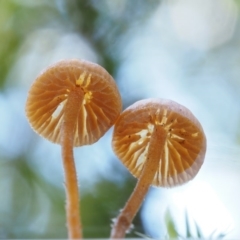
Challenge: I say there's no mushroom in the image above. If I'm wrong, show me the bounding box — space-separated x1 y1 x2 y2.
110 98 206 238
25 59 122 239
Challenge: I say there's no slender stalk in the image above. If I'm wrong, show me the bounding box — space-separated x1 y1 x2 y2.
111 124 167 238
61 88 84 239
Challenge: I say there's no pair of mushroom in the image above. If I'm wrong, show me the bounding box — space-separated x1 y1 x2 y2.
25 59 206 239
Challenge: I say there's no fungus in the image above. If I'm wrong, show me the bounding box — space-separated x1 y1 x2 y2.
110 98 206 238
25 59 122 239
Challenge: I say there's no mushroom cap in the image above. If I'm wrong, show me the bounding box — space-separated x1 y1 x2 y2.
112 98 206 187
26 59 122 146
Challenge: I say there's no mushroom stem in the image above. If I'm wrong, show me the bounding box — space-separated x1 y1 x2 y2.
111 124 167 239
61 89 84 239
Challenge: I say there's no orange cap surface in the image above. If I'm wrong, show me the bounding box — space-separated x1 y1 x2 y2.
112 98 206 187
26 59 122 146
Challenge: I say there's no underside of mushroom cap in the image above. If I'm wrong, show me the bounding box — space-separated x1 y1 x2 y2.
112 98 206 187
26 59 122 146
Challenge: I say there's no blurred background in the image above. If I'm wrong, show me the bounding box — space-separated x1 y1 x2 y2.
0 0 240 238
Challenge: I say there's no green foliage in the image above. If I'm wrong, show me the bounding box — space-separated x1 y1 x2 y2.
165 209 229 240
0 1 61 90
165 209 179 239
81 173 144 238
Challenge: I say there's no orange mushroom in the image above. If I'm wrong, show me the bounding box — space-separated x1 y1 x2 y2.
110 98 206 238
25 59 122 239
